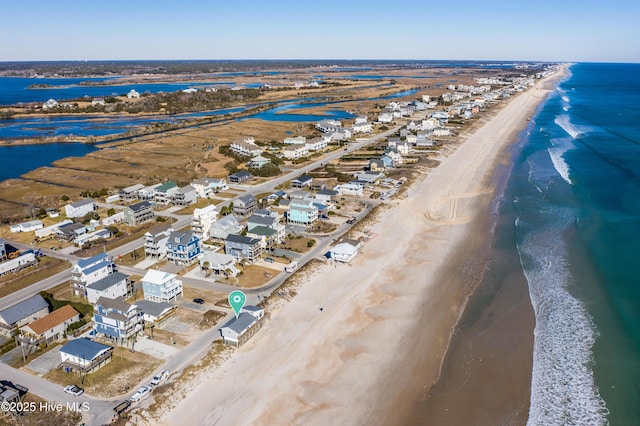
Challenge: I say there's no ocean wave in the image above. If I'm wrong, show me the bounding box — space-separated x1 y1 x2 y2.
548 138 573 185
518 212 608 425
554 115 582 139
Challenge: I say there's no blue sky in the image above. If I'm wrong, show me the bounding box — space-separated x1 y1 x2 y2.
1 0 638 62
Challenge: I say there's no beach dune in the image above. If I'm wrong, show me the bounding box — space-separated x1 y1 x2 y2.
161 70 564 426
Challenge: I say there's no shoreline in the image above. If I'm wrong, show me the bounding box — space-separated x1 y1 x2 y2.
157 70 568 425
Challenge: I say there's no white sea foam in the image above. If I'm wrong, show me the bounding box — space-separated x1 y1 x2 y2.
519 211 609 425
548 138 573 185
555 114 581 139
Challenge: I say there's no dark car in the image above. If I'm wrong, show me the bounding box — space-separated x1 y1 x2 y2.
193 298 205 304
265 257 275 263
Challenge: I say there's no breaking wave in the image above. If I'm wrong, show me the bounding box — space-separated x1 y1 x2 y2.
555 114 582 139
518 211 609 425
548 138 573 185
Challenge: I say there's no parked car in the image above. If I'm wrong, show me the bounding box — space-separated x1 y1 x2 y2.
64 385 84 396
193 298 205 304
265 257 275 263
151 369 169 386
129 386 152 403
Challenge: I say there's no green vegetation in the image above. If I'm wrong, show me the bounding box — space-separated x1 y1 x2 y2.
39 291 93 319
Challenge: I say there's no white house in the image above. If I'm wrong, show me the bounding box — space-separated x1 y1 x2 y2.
378 112 393 123
42 98 59 109
86 272 133 305
330 239 361 263
191 204 218 238
191 178 214 199
141 270 183 303
433 127 452 137
65 199 95 218
248 155 271 169
283 136 307 145
59 338 113 374
305 137 327 151
10 220 44 233
21 305 80 343
70 253 114 297
352 116 372 133
144 224 173 259
230 137 262 156
334 183 364 196
283 145 309 160
219 306 265 347
127 89 140 98
316 119 342 133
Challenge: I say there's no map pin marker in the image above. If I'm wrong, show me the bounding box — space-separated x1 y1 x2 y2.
229 290 246 319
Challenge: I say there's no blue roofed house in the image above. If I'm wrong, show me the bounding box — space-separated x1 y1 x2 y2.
225 234 263 264
219 306 265 347
93 297 143 346
60 338 114 374
166 230 202 266
141 270 183 303
70 253 115 297
287 199 319 227
86 272 133 305
0 294 49 335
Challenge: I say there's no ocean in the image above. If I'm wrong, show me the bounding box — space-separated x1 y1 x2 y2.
508 63 640 424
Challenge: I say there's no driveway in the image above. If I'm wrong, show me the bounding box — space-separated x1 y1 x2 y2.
27 346 62 375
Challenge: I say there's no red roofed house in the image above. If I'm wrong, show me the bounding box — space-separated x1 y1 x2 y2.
21 305 81 344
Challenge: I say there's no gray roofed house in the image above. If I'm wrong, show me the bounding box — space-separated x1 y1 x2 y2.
0 294 49 331
233 194 257 216
123 201 154 226
291 174 313 188
247 214 278 230
229 170 252 184
210 215 244 240
315 189 339 203
86 272 133 305
56 222 87 241
134 299 176 323
219 305 265 347
225 234 263 263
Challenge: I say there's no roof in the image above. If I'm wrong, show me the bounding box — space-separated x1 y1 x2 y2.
146 223 173 236
177 185 196 194
0 294 49 326
214 215 240 229
293 174 313 183
230 170 252 179
77 252 110 270
121 183 144 193
222 312 259 334
58 222 86 235
134 300 175 318
200 251 236 266
248 215 277 228
69 198 94 208
237 194 256 204
226 234 261 246
316 189 339 196
331 242 358 256
60 338 112 360
24 305 79 335
155 181 177 193
95 296 135 314
86 272 129 292
247 226 276 237
127 201 152 212
142 269 177 286
168 230 197 245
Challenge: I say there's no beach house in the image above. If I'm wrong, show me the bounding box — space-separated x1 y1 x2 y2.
334 183 364 196
0 252 38 277
65 199 95 218
137 184 161 201
21 305 80 344
141 270 183 303
56 222 87 242
314 189 339 203
154 181 179 205
283 136 307 145
229 170 253 184
93 297 143 344
199 251 239 277
329 239 362 263
234 194 257 217
219 306 266 347
209 215 244 240
247 210 285 244
230 137 262 156
9 220 44 233
59 338 114 374
86 272 133 305
144 224 173 259
119 183 145 201
191 204 218 238
283 145 309 160
70 253 114 297
305 137 327 152
171 185 197 207
287 199 319 227
134 300 176 324
224 234 263 264
191 178 214 199
123 201 154 226
291 174 313 188
166 230 202 266
0 294 49 334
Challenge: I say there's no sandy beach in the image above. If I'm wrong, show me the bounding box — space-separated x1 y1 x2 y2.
159 69 566 426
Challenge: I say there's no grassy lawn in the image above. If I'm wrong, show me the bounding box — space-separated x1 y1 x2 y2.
233 264 279 288
0 257 69 298
182 286 228 305
115 248 146 267
105 221 161 251
44 346 161 398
